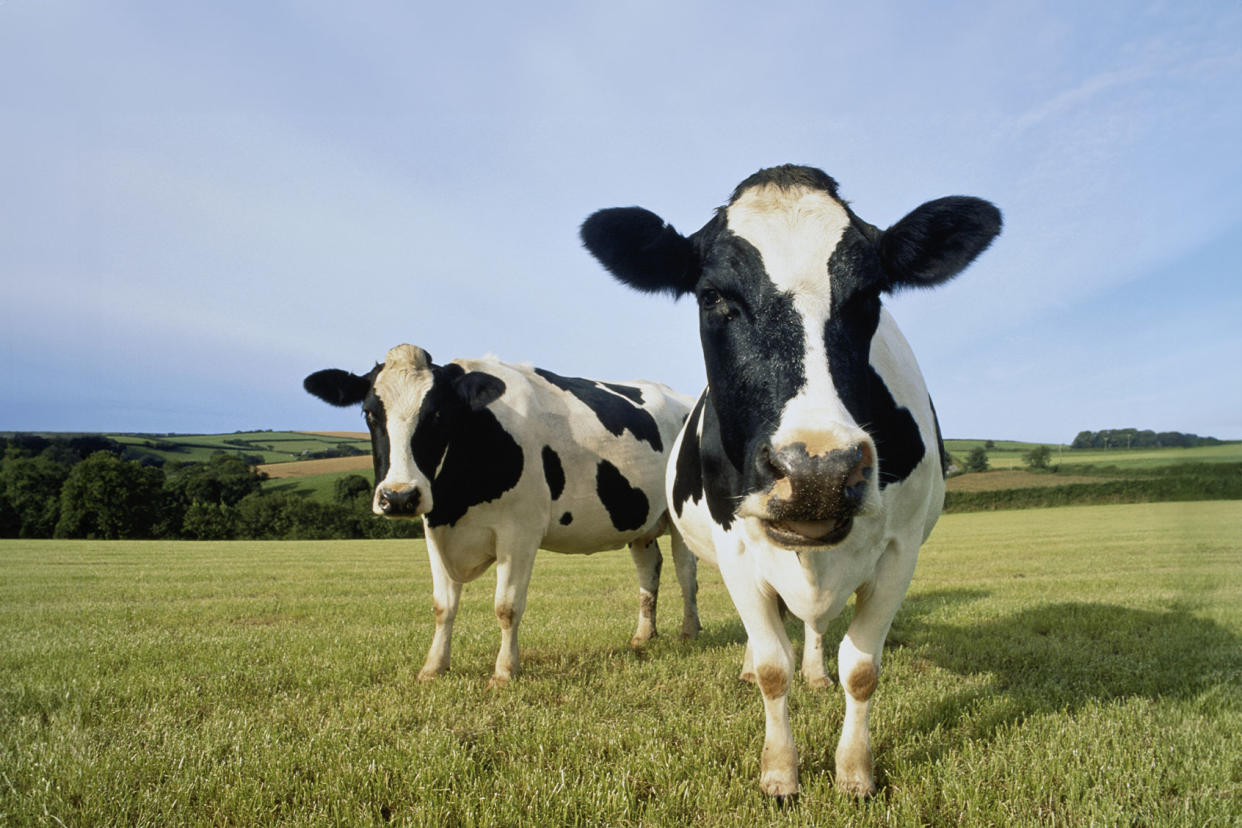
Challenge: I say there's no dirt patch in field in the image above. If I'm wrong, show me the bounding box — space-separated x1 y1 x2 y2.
946 470 1115 492
298 431 368 439
259 455 373 478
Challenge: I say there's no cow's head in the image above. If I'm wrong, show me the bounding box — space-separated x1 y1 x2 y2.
303 344 505 518
582 165 1000 547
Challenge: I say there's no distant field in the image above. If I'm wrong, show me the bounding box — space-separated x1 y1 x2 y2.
945 469 1115 492
944 439 1242 470
104 431 372 466
259 455 372 479
2 501 1238 825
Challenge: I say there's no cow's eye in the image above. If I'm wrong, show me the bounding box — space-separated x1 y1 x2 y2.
698 287 738 321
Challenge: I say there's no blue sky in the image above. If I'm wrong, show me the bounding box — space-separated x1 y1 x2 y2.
2 1 1240 442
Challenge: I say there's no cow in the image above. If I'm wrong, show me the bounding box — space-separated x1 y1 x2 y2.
303 344 701 688
580 165 1000 799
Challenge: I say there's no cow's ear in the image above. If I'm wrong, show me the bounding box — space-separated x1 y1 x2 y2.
453 371 506 411
580 207 696 297
304 369 371 407
878 196 1001 291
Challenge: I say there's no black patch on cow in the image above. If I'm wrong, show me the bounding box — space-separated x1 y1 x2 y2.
361 390 389 490
410 363 525 529
595 460 649 532
699 395 744 530
929 396 947 477
542 445 565 500
693 229 807 475
672 395 706 518
602 382 644 405
823 232 925 488
560 511 573 526
534 368 664 452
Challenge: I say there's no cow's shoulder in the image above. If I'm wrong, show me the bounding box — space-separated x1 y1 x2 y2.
425 359 526 528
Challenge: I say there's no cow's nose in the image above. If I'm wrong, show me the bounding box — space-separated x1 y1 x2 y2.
758 441 874 517
377 485 421 516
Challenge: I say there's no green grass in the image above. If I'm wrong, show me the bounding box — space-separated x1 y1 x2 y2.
105 431 371 466
945 439 1242 471
2 502 1240 825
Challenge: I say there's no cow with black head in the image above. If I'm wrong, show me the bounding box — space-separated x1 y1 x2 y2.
581 165 1000 799
304 344 701 688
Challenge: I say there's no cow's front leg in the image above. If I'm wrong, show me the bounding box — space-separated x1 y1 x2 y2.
628 537 662 646
722 567 799 798
834 543 916 797
417 535 463 681
488 539 538 689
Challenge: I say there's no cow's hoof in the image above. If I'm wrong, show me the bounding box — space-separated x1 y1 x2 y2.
834 775 877 799
739 670 757 684
804 674 831 690
630 630 656 648
486 674 510 690
760 775 799 801
416 668 443 682
679 621 702 640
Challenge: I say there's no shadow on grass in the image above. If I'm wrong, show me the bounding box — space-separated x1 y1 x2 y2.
890 591 1242 768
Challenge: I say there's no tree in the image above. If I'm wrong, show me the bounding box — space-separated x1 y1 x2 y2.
334 474 372 504
1 453 74 537
964 446 990 473
1022 444 1052 470
54 452 165 539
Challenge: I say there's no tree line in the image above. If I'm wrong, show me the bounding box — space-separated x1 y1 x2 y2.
1071 429 1222 450
0 435 420 541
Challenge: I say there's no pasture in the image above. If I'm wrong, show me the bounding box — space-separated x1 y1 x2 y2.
944 439 1242 471
2 502 1239 826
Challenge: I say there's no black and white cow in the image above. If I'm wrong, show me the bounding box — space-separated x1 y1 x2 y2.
304 344 701 687
581 165 1000 799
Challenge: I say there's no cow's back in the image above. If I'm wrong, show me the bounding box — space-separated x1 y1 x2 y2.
450 358 691 553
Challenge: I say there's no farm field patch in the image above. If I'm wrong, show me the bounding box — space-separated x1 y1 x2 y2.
2 501 1238 825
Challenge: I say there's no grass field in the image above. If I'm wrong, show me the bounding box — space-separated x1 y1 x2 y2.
944 439 1242 471
2 501 1239 825
106 431 372 466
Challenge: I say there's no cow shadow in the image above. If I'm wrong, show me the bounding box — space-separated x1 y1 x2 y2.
875 589 1242 771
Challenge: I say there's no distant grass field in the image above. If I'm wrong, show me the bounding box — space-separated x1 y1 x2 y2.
105 431 371 466
944 439 1242 470
3 502 1239 826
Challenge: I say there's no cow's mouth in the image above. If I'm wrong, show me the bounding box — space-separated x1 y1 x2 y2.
762 516 854 547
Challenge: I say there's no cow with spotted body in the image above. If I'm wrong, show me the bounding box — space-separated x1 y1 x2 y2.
581 165 1000 799
304 344 701 688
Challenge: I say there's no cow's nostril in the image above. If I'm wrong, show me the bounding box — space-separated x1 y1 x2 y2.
756 443 789 481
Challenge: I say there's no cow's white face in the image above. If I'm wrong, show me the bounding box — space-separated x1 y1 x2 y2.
721 183 879 543
582 164 1002 548
303 343 508 521
367 344 437 518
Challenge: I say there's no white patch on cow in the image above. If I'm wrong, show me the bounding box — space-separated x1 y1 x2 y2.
373 344 437 514
726 184 877 518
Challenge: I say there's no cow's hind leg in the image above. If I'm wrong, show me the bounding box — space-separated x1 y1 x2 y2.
628 536 662 646
668 525 701 639
488 535 539 689
417 535 464 681
801 623 830 689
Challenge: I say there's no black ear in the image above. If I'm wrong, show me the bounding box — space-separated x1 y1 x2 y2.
303 369 371 407
878 196 1002 291
453 371 506 411
580 207 696 297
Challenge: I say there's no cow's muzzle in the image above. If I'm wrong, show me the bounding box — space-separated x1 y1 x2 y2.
375 484 422 518
753 441 873 547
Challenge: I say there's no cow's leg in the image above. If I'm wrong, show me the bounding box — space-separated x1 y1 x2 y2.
720 564 799 798
739 640 756 683
801 623 830 689
417 534 463 681
488 536 539 689
628 537 662 646
834 542 917 798
668 526 701 639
